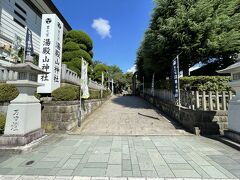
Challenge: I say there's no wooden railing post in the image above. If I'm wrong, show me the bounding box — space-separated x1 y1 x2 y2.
222 91 227 111
216 91 220 111
209 91 213 111
202 91 207 110
195 91 200 109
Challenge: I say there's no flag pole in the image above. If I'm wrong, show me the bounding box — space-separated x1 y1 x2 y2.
177 55 181 109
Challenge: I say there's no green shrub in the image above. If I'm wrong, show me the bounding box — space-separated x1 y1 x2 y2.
0 84 19 102
62 50 92 64
64 58 82 75
52 86 80 101
65 30 93 51
79 44 87 51
103 89 111 98
63 42 80 52
88 50 94 58
0 114 6 134
180 76 232 91
88 90 101 99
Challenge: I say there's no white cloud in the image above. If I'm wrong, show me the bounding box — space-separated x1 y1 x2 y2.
127 65 136 73
92 18 111 39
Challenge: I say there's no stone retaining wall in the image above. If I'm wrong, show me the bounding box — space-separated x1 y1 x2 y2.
41 98 108 132
141 94 228 135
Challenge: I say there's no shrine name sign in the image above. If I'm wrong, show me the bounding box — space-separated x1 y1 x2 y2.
37 14 63 93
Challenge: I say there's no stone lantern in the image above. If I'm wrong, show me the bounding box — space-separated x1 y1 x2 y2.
218 61 240 142
0 58 48 146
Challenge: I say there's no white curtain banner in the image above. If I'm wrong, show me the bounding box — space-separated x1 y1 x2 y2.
81 58 90 99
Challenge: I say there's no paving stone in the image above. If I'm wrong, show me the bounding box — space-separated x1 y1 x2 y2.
122 160 132 171
122 170 133 177
106 165 122 177
2 158 26 168
91 177 109 180
36 176 55 180
72 177 91 180
78 168 106 176
172 170 201 178
139 162 155 171
162 155 187 164
109 178 127 180
132 170 141 177
0 175 20 180
187 161 210 178
156 166 175 177
0 168 13 175
56 169 73 176
88 155 109 163
200 165 227 178
62 159 81 169
109 152 122 164
23 168 52 176
17 175 38 180
54 176 73 180
168 164 193 170
141 171 158 177
85 163 107 168
33 161 58 169
70 155 84 159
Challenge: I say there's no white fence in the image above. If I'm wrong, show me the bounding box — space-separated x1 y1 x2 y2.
0 64 105 90
143 88 234 111
0 66 18 82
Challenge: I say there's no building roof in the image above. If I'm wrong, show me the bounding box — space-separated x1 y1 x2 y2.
217 61 240 74
43 0 72 31
24 0 72 33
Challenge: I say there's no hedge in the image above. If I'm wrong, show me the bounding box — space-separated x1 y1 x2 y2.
0 84 19 102
180 76 232 91
0 113 5 134
52 86 111 101
150 76 232 92
52 85 80 101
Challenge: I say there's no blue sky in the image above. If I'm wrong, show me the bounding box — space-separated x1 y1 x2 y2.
52 0 155 73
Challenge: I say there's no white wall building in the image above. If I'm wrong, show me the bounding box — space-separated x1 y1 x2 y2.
0 0 71 66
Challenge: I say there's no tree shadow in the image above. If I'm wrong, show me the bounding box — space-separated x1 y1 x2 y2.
111 96 152 109
111 96 189 131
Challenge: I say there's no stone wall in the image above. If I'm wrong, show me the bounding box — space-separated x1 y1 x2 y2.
41 98 108 132
141 94 228 135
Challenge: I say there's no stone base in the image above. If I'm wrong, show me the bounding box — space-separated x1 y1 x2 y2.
0 128 45 146
224 129 240 144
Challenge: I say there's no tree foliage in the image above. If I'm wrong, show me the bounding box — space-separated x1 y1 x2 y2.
62 30 94 75
136 0 240 80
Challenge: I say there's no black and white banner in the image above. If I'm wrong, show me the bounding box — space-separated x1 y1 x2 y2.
171 55 180 104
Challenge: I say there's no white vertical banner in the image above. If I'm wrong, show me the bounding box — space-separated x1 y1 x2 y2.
37 14 63 93
151 73 155 97
101 72 104 98
81 58 89 99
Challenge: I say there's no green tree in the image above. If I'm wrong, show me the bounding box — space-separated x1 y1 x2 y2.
136 0 240 80
62 30 94 75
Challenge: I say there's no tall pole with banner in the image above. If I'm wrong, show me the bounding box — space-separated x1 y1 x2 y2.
25 28 34 61
151 73 155 97
101 72 104 98
171 55 181 107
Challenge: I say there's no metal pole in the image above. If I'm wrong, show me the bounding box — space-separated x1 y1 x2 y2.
177 55 181 108
78 86 82 127
143 76 145 97
111 79 114 95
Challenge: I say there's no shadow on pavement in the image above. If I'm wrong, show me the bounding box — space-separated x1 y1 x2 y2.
111 95 152 109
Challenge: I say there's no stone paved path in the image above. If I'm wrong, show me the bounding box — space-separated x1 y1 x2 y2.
71 96 189 135
0 134 240 178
